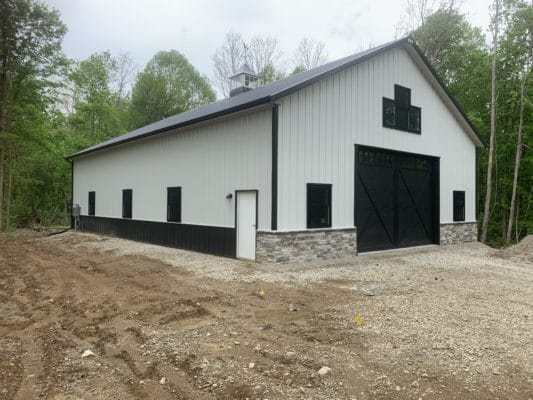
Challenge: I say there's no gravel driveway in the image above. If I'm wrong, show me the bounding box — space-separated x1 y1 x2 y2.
1 232 531 399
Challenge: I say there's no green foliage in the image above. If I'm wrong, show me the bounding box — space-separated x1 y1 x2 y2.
0 0 69 228
1 0 530 247
412 8 491 124
129 50 216 129
414 1 532 245
67 52 126 149
260 63 286 84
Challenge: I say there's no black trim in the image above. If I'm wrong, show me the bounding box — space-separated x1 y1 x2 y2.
67 98 271 160
166 186 182 223
453 191 466 222
433 160 441 245
235 190 259 259
122 189 132 219
69 160 74 228
306 183 332 229
66 37 482 161
475 148 479 221
382 85 421 134
80 216 236 258
88 191 95 216
271 104 278 230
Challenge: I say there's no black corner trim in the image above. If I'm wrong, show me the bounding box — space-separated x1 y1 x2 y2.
271 104 278 230
69 160 74 229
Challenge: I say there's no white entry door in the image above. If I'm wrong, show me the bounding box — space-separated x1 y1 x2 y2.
236 191 257 260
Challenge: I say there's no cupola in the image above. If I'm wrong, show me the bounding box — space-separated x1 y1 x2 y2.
229 63 259 97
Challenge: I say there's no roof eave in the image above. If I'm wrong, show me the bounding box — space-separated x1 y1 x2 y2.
66 96 274 160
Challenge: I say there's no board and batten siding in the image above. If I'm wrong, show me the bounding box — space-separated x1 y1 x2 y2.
277 46 477 231
73 108 272 230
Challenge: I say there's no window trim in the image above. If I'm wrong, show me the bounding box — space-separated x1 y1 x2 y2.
382 84 421 134
166 186 182 223
453 191 465 222
122 189 132 219
306 183 332 229
88 191 95 216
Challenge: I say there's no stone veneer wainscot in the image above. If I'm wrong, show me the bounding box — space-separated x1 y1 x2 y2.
440 222 478 245
256 228 357 263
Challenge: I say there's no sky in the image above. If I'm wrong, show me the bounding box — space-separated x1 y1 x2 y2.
43 0 492 96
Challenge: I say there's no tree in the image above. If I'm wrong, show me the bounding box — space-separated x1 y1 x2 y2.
0 0 67 230
67 52 124 147
481 0 502 244
129 50 215 129
503 0 532 243
212 32 285 96
292 38 328 72
212 32 245 98
111 51 137 108
246 36 284 84
412 7 490 124
396 0 459 36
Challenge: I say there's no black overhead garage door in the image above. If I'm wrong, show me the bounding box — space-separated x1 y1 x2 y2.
355 145 439 252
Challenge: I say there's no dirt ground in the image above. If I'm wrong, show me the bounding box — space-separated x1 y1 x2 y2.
0 231 531 400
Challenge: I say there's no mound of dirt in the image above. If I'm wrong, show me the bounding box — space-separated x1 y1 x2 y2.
500 235 533 263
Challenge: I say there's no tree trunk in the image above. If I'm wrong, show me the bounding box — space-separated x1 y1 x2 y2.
0 146 3 231
481 0 500 244
5 143 12 229
63 187 68 223
506 64 529 244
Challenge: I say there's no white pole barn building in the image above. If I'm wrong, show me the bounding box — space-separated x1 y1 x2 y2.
67 37 483 262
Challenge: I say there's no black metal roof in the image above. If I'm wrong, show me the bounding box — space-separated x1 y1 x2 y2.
67 37 482 160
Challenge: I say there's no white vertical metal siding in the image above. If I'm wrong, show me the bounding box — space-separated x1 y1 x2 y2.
73 108 272 230
277 46 477 231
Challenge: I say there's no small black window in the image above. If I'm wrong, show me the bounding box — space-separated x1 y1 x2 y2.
167 187 181 223
383 84 421 133
453 191 465 222
408 106 421 132
383 98 395 127
307 184 332 229
122 189 132 219
88 191 95 216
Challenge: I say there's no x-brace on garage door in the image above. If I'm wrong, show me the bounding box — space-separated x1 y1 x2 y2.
355 145 440 252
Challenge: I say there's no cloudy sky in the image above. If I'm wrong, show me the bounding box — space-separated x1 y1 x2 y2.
43 0 492 95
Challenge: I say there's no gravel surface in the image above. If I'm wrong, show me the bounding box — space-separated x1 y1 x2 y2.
0 231 531 399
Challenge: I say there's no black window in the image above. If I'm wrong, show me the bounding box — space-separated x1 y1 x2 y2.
167 187 181 223
453 191 465 222
383 84 421 133
88 191 95 216
383 98 395 127
122 189 132 219
307 184 332 229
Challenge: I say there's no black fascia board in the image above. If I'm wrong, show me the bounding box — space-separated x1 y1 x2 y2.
65 96 272 160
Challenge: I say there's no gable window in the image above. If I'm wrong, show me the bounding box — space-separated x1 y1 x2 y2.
307 183 332 229
382 84 421 133
88 191 95 216
122 189 132 219
167 187 182 223
453 191 465 222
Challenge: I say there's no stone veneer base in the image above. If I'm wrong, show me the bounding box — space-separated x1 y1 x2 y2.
440 222 478 245
256 228 357 263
